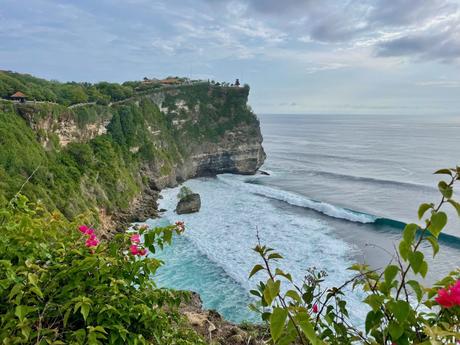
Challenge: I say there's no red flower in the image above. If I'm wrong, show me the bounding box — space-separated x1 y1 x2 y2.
435 280 460 308
312 304 318 313
130 245 139 255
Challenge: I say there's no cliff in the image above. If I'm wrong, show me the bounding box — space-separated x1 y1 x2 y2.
0 72 265 230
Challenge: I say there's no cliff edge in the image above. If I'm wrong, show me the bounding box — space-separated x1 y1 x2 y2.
0 72 265 230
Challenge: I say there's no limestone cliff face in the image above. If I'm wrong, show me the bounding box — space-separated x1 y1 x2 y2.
143 83 266 187
8 82 265 228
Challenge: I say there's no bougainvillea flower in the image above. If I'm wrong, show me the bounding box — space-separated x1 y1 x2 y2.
130 245 139 255
435 280 460 308
312 304 318 313
79 225 89 233
131 234 141 244
85 235 100 248
175 221 185 233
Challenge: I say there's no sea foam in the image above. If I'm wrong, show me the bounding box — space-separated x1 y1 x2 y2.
152 174 369 324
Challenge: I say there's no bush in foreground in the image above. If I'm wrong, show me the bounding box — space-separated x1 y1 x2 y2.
0 195 205 344
250 167 460 344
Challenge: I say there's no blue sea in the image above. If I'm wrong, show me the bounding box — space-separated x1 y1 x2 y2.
146 114 460 324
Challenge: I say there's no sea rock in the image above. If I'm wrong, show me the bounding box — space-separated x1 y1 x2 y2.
176 193 201 214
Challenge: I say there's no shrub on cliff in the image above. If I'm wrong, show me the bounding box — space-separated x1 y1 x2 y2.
250 167 460 344
0 195 205 344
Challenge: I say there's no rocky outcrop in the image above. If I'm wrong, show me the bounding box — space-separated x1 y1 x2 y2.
181 292 267 345
176 193 201 214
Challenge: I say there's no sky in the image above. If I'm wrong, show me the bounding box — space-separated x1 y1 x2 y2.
1 0 460 115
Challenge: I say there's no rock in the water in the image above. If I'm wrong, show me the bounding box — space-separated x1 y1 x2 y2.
176 193 201 214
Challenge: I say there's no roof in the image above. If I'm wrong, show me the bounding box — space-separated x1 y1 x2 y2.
11 91 26 98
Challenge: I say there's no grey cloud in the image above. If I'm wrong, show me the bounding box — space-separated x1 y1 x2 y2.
368 0 458 27
376 19 460 61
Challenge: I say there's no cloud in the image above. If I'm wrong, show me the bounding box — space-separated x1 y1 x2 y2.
375 12 460 62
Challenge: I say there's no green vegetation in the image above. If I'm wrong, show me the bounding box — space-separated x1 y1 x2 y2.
0 71 260 225
0 195 206 344
0 71 134 106
162 83 259 143
0 97 185 223
250 168 460 344
177 186 193 200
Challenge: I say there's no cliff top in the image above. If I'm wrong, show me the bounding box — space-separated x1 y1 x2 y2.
0 70 249 108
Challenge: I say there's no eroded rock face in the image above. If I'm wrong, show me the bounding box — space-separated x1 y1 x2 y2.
180 292 267 345
176 193 201 214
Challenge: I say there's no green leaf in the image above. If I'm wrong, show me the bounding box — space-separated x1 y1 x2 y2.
448 200 460 216
438 181 453 199
275 268 292 282
15 305 35 322
270 307 288 342
30 286 44 299
249 264 264 278
268 253 283 260
420 261 428 278
285 290 301 303
389 321 404 340
389 300 410 323
407 280 423 302
425 236 439 257
364 295 385 312
81 303 90 322
403 223 418 243
418 203 432 220
295 312 323 345
398 240 411 261
263 279 280 305
429 212 447 238
434 168 452 176
408 251 424 274
384 265 399 284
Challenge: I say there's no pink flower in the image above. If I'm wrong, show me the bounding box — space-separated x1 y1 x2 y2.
129 244 148 256
131 234 141 244
175 221 185 233
130 245 139 255
435 280 460 308
312 304 318 313
79 225 89 233
85 234 100 248
78 225 95 236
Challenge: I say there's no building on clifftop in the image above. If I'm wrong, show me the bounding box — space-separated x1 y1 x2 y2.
10 91 26 103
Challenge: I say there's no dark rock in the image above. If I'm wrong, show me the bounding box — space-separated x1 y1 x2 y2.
176 193 201 214
159 208 167 212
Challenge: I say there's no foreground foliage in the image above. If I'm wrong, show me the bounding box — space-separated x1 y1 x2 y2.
0 196 205 344
250 167 460 344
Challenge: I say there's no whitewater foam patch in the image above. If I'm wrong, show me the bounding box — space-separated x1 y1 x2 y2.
154 174 369 324
218 174 377 223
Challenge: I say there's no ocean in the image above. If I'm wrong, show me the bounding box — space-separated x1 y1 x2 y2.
146 114 460 324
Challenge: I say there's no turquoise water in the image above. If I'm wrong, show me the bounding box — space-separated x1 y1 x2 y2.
145 114 460 324
153 234 257 323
